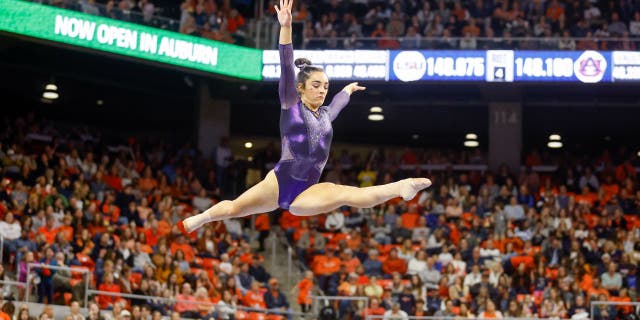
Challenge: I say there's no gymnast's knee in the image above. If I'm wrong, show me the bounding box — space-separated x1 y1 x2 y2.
288 203 309 216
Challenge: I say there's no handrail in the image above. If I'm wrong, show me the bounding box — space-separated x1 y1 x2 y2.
26 263 92 308
87 289 311 317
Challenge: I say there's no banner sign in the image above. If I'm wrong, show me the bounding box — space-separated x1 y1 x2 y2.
262 49 389 81
389 50 486 81
0 0 262 80
486 50 612 83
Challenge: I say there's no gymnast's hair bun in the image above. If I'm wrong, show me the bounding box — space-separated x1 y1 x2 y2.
294 58 312 70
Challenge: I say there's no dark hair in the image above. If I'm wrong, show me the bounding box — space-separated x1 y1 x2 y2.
294 58 324 89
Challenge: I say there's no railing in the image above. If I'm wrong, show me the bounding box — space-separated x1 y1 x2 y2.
303 36 640 50
0 234 4 265
88 289 311 318
311 295 369 316
590 300 640 319
365 317 543 320
25 263 92 308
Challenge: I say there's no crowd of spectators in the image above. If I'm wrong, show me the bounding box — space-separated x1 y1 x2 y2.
0 113 291 320
37 0 250 45
37 0 640 50
281 148 640 319
1 111 640 320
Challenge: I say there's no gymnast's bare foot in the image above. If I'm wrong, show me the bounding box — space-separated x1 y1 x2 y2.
400 178 432 201
177 220 191 236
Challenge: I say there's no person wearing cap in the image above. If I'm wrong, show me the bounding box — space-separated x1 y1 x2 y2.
118 309 131 320
265 278 291 318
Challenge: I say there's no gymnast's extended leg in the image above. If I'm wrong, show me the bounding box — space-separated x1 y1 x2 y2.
179 170 280 233
288 178 431 216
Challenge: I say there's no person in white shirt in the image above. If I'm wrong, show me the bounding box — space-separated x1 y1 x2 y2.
437 245 454 266
463 264 482 296
218 253 233 275
383 303 409 320
480 239 501 262
0 212 21 241
411 216 430 242
407 250 428 276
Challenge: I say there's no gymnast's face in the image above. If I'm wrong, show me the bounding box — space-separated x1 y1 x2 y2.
298 71 329 108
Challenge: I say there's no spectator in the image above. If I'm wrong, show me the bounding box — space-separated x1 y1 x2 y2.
383 302 409 320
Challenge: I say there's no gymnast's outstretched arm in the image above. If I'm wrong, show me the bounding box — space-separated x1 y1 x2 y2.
276 0 297 109
327 82 366 121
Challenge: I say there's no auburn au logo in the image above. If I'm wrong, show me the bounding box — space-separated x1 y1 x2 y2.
574 51 607 83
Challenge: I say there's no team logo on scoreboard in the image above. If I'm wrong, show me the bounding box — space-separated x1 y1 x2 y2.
574 51 607 83
393 51 427 82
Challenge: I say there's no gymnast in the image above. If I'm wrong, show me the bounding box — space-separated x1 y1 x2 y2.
178 0 432 234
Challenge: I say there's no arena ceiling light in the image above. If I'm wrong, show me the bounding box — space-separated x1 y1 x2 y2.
244 142 253 149
464 133 479 148
547 141 563 148
464 140 479 147
42 83 59 100
549 134 561 141
368 105 384 121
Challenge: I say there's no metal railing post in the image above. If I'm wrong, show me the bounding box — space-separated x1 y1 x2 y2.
287 246 292 288
271 232 277 271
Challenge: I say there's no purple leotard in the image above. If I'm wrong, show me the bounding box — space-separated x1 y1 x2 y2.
274 44 350 210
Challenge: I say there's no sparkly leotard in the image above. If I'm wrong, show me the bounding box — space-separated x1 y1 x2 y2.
274 44 350 209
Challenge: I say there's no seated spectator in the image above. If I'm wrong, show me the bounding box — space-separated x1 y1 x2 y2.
382 248 407 276
242 281 267 309
174 283 199 319
383 302 409 320
363 249 383 277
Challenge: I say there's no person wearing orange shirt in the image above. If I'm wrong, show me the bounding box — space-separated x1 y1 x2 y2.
575 186 598 207
242 281 267 309
587 278 610 301
362 298 386 318
382 248 407 276
57 214 75 242
38 215 58 244
97 272 120 310
601 175 620 204
340 248 361 273
170 234 195 263
174 283 200 319
280 210 306 243
102 166 122 192
401 203 420 229
312 248 341 295
226 9 246 34
291 271 314 313
138 166 158 193
0 301 13 320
